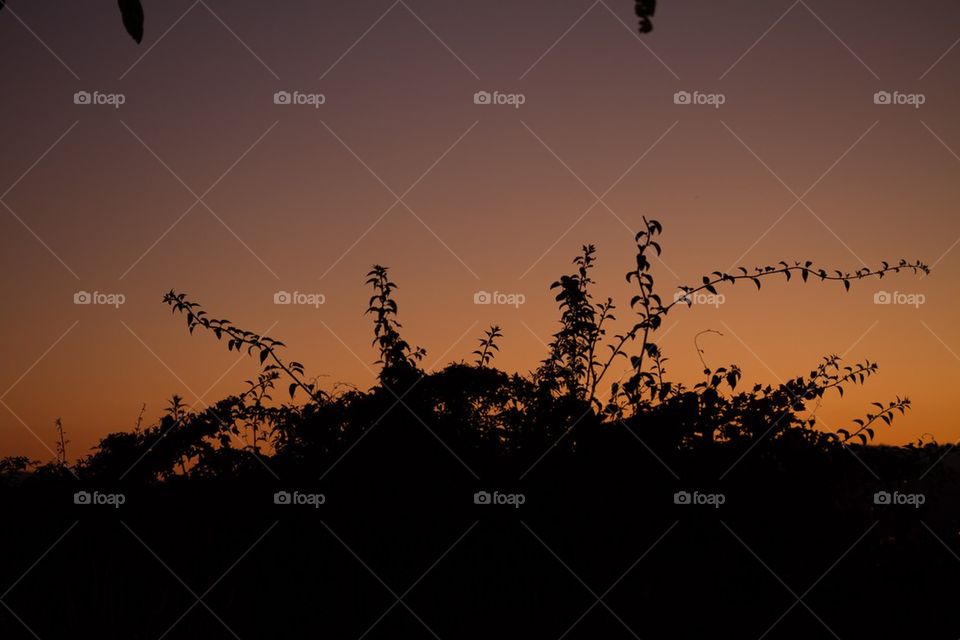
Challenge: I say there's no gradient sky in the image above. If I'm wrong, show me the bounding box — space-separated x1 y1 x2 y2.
1 0 959 461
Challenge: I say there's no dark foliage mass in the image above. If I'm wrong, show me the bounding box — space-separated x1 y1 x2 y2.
18 219 927 483
3 218 934 482
2 225 956 638
3 221 954 638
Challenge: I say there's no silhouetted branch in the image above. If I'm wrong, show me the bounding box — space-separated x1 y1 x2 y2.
161 291 324 402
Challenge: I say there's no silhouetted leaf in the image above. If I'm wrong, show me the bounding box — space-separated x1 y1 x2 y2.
118 0 144 44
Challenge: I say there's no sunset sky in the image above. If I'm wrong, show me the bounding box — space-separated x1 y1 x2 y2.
1 0 958 461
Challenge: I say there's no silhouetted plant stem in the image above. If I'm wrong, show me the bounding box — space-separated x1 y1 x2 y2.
162 291 324 402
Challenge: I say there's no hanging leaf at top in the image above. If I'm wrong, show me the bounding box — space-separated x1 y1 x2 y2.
118 0 144 44
636 0 656 33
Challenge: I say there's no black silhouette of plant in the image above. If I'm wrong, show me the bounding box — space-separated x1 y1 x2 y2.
22 219 927 482
0 0 144 43
54 418 68 468
0 2 665 45
162 290 323 402
540 244 616 404
366 265 426 387
473 325 503 367
635 0 656 33
586 218 928 436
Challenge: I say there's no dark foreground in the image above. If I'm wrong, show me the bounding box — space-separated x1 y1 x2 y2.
3 434 959 640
